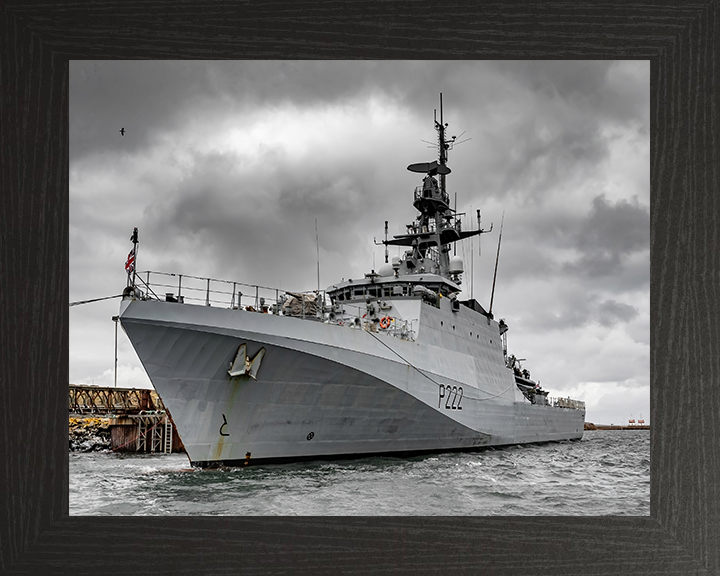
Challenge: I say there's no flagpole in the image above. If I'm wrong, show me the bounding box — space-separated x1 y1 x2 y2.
131 227 138 288
112 315 119 387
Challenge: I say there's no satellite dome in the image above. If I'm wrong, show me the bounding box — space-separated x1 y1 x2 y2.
449 256 464 274
378 263 394 277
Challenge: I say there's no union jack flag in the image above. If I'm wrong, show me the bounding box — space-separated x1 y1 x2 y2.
125 248 135 274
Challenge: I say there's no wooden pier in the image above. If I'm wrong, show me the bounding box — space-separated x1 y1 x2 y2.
69 384 184 453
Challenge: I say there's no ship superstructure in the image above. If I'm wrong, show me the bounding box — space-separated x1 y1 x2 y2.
118 96 585 467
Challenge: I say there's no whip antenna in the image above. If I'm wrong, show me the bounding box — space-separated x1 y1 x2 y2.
488 211 505 317
315 219 320 293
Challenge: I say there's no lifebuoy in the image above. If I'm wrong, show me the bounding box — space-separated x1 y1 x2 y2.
379 316 391 329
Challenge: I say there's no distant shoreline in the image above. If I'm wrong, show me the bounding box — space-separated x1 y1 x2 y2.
585 422 649 430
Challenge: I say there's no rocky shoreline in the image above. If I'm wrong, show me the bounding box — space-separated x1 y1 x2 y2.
69 417 112 452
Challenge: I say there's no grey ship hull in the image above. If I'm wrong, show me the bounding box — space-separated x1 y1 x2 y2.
119 298 585 467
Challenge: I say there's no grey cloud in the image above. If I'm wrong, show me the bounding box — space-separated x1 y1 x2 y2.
577 194 649 252
521 291 639 332
501 194 648 288
489 241 559 284
491 61 649 130
594 299 639 327
70 61 649 206
497 123 609 204
138 147 385 287
476 62 648 203
490 196 648 296
564 194 649 278
70 61 211 163
70 61 447 166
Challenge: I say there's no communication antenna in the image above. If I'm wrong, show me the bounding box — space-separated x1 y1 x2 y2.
477 209 482 256
453 193 457 256
315 218 320 293
488 211 505 317
470 204 474 300
384 220 389 263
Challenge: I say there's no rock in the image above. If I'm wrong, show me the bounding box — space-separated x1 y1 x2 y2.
69 417 111 452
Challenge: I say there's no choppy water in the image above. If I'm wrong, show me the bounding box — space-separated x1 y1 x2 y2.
69 430 649 516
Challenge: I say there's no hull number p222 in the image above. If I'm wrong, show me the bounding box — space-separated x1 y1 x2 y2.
438 384 463 410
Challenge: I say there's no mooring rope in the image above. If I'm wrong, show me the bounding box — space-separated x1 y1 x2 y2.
363 326 516 402
69 294 124 307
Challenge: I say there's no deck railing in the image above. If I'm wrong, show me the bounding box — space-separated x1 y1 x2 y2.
135 270 295 311
131 271 417 340
547 396 586 410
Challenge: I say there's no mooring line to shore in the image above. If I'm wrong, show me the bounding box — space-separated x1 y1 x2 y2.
364 327 516 402
70 294 123 306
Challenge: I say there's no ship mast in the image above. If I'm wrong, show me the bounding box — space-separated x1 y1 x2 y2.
382 94 491 283
435 94 451 275
437 93 448 200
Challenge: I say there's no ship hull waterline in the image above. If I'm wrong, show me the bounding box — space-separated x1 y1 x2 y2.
119 298 584 467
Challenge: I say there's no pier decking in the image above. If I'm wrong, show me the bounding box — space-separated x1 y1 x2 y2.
69 384 184 453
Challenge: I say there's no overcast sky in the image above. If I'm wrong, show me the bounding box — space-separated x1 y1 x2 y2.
69 60 649 426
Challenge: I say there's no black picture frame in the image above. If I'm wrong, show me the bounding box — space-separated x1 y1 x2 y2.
2 2 717 574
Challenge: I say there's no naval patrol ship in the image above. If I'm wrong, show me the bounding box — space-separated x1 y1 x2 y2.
118 97 586 467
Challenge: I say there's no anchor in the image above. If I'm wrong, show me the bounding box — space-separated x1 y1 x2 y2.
228 343 266 379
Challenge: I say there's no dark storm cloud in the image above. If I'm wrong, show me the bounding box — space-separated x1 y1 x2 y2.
520 290 639 332
70 61 211 162
564 194 649 279
70 60 649 172
140 146 382 287
490 60 649 130
205 60 508 121
595 299 639 327
468 61 649 203
204 60 410 107
70 60 431 165
496 123 610 204
494 193 648 292
486 195 648 298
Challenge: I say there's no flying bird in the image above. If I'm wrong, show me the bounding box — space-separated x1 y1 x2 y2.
119 127 125 136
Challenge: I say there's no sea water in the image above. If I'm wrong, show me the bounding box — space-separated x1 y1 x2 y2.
69 429 649 516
